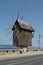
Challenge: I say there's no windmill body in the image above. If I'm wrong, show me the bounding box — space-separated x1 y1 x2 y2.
12 19 35 47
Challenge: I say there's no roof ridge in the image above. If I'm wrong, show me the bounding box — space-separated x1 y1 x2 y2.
17 19 30 26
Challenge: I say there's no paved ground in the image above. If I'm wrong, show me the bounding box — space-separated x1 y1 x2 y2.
0 54 43 65
0 51 43 59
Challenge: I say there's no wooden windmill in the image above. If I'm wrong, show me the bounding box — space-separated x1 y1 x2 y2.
12 19 35 47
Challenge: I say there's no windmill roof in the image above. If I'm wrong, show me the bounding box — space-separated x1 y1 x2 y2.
13 19 35 32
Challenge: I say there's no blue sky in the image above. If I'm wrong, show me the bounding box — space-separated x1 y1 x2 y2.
0 0 43 48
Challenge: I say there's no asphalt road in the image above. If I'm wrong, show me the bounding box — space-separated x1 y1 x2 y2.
0 54 43 65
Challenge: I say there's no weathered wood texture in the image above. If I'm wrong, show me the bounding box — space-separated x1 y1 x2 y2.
12 19 34 47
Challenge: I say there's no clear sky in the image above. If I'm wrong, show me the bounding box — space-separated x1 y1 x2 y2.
0 0 43 48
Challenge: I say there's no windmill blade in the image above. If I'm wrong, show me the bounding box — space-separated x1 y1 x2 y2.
5 19 14 28
20 16 23 20
5 21 14 33
6 30 12 36
5 21 14 31
9 34 13 41
17 11 20 19
5 28 11 30
5 22 12 28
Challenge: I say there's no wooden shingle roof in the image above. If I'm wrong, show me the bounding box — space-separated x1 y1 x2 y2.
13 19 35 32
